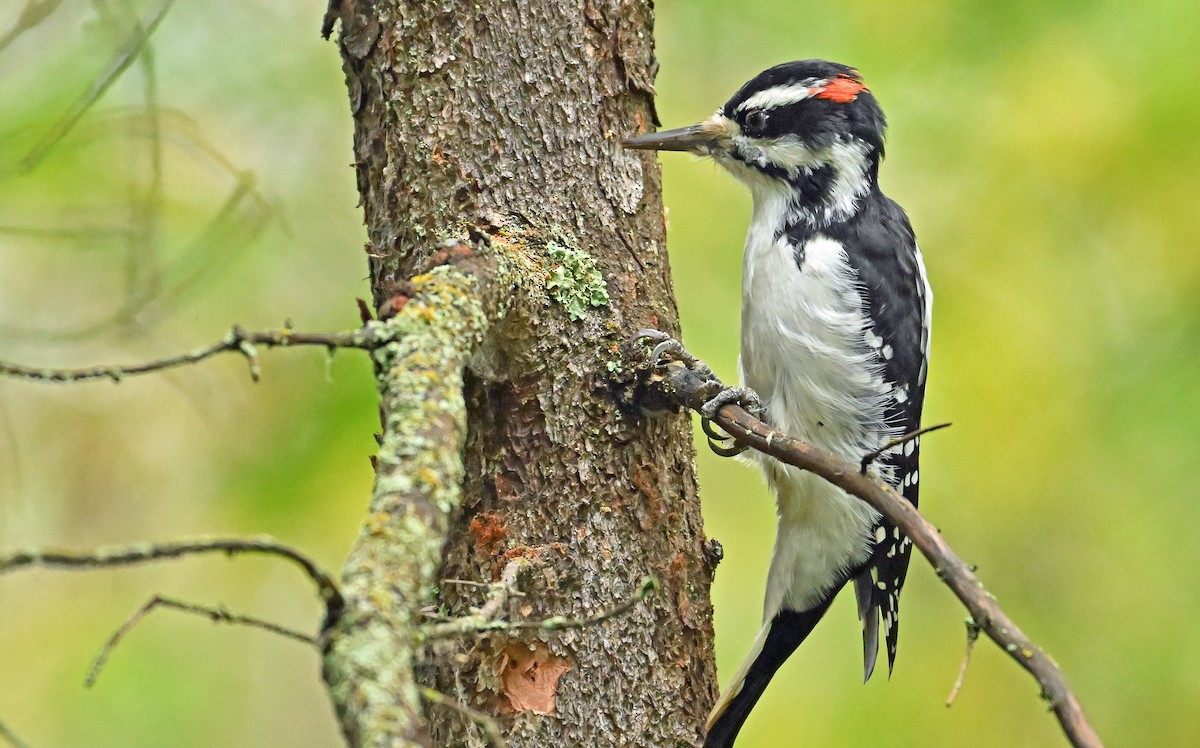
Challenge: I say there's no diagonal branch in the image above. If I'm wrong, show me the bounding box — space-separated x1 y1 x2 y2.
86 594 317 688
0 717 30 748
0 0 63 55
640 355 1103 748
18 0 176 173
0 326 375 384
419 687 508 748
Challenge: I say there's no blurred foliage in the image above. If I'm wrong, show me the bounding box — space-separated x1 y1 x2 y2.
0 0 1196 746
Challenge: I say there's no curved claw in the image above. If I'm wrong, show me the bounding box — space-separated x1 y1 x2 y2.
707 437 748 458
701 417 729 443
632 328 671 345
651 339 690 366
701 416 743 456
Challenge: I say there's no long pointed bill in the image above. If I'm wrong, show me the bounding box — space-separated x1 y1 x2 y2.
621 124 714 152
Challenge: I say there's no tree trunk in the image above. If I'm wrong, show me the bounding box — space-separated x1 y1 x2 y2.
326 2 718 746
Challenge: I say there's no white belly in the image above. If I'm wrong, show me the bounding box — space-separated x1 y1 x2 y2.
740 223 897 616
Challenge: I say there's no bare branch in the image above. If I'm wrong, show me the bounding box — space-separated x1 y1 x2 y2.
423 559 528 639
500 576 659 633
18 0 176 172
639 352 1103 748
426 560 659 639
0 0 64 55
860 422 952 473
419 687 508 748
946 617 982 707
0 717 31 748
0 536 343 615
0 326 374 384
87 594 317 687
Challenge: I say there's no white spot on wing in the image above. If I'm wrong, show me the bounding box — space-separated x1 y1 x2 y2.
914 243 933 384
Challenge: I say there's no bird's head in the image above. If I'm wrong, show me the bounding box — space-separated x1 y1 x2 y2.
624 60 887 223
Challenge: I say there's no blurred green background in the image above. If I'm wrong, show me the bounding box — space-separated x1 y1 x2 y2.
1 1 1197 746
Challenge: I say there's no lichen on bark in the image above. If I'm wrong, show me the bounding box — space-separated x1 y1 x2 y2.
323 253 515 748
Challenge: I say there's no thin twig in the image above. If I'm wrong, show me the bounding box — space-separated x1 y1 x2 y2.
642 352 1103 748
420 687 508 748
0 536 343 616
0 326 374 384
478 561 526 618
426 574 660 639
86 594 317 687
0 0 64 55
439 578 510 589
860 422 952 473
506 575 659 631
0 717 31 748
946 616 982 707
424 559 527 639
18 0 176 172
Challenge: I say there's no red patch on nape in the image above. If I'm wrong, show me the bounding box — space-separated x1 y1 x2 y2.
815 74 867 103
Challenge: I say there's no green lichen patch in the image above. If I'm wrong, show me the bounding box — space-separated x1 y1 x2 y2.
545 241 610 321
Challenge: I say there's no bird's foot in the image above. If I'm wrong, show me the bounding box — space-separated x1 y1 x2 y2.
631 329 716 381
633 329 737 456
631 330 768 458
700 386 766 422
700 386 767 457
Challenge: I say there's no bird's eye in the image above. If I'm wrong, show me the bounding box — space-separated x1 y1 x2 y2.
744 110 768 134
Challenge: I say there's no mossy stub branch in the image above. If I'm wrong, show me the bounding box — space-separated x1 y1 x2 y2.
322 251 514 748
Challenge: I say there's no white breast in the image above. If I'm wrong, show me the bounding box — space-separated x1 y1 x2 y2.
738 201 900 616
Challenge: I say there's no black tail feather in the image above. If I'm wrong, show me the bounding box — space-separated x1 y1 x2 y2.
854 571 881 682
703 600 835 748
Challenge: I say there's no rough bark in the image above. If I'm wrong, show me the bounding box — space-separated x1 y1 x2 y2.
325 2 718 747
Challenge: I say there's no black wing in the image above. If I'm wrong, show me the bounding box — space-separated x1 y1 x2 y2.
830 190 930 675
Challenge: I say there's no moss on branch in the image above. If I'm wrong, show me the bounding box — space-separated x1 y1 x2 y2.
323 256 501 748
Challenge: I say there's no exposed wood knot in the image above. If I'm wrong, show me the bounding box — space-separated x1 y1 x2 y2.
498 642 572 715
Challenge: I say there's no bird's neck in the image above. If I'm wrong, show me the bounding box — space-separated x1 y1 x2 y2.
748 139 878 231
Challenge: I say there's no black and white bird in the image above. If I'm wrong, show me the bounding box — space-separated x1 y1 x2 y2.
624 61 932 747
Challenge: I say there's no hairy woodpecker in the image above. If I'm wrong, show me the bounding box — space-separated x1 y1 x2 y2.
624 60 932 747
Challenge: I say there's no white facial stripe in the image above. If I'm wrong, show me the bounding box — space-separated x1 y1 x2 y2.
735 78 830 113
744 135 823 171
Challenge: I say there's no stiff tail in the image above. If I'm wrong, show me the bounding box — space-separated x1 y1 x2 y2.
854 571 881 682
703 601 834 748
